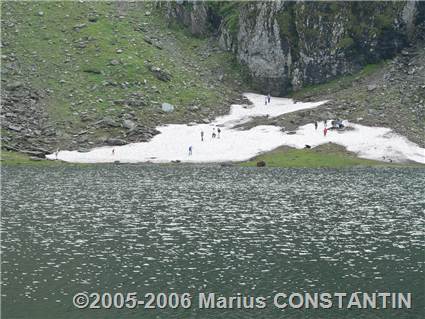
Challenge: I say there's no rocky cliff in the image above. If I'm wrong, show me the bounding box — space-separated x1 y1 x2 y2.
167 1 425 95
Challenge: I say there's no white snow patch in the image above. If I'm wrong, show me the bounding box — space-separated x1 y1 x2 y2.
47 93 425 164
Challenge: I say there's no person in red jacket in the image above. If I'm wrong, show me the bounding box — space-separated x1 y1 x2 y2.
323 127 328 136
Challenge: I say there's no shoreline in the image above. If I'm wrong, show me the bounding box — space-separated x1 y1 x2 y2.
3 147 424 168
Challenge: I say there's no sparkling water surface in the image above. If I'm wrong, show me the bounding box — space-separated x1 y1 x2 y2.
1 165 424 318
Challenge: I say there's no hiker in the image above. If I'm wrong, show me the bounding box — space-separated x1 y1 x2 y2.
267 93 271 103
188 145 193 156
314 121 318 130
201 130 204 141
323 127 328 137
217 128 221 139
324 119 327 128
112 148 115 155
55 149 59 160
212 128 216 139
265 96 268 105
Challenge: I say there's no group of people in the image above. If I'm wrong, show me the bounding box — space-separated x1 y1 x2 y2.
200 127 221 141
314 120 329 136
188 127 222 156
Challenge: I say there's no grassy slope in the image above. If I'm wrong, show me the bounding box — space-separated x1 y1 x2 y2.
1 1 244 147
288 62 385 100
240 143 421 168
1 150 62 166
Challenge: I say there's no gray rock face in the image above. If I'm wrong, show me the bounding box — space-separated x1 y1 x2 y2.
167 1 423 95
232 1 409 95
166 2 209 37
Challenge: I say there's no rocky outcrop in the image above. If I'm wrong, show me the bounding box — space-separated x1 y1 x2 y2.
167 1 424 95
166 1 210 36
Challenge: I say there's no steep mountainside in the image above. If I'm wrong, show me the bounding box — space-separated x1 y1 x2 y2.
167 1 425 95
1 1 246 155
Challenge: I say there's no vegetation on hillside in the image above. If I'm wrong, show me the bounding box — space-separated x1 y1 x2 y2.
1 1 246 151
240 144 421 168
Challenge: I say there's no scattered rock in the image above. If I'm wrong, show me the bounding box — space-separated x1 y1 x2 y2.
102 117 120 127
123 119 136 130
113 99 126 105
367 84 377 91
143 36 153 45
73 23 87 30
83 68 101 74
220 162 233 167
21 150 45 158
109 59 120 65
188 105 199 112
161 103 174 112
106 138 127 146
8 125 22 132
148 66 171 82
256 160 266 167
88 15 98 22
6 81 23 91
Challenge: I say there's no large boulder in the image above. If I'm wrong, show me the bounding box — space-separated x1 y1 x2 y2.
256 160 266 167
161 103 175 112
102 117 120 127
106 138 127 146
123 119 136 130
148 66 172 82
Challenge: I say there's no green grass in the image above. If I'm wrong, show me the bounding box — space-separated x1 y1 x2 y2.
240 144 419 168
289 61 385 99
0 151 58 166
1 1 245 146
0 150 92 167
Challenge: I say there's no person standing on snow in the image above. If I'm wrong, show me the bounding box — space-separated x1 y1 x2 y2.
267 93 271 103
217 128 221 139
201 130 204 141
265 96 268 106
212 128 216 139
314 121 318 130
323 127 328 137
188 145 193 156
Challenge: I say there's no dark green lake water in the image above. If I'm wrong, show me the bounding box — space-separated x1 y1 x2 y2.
1 165 424 318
